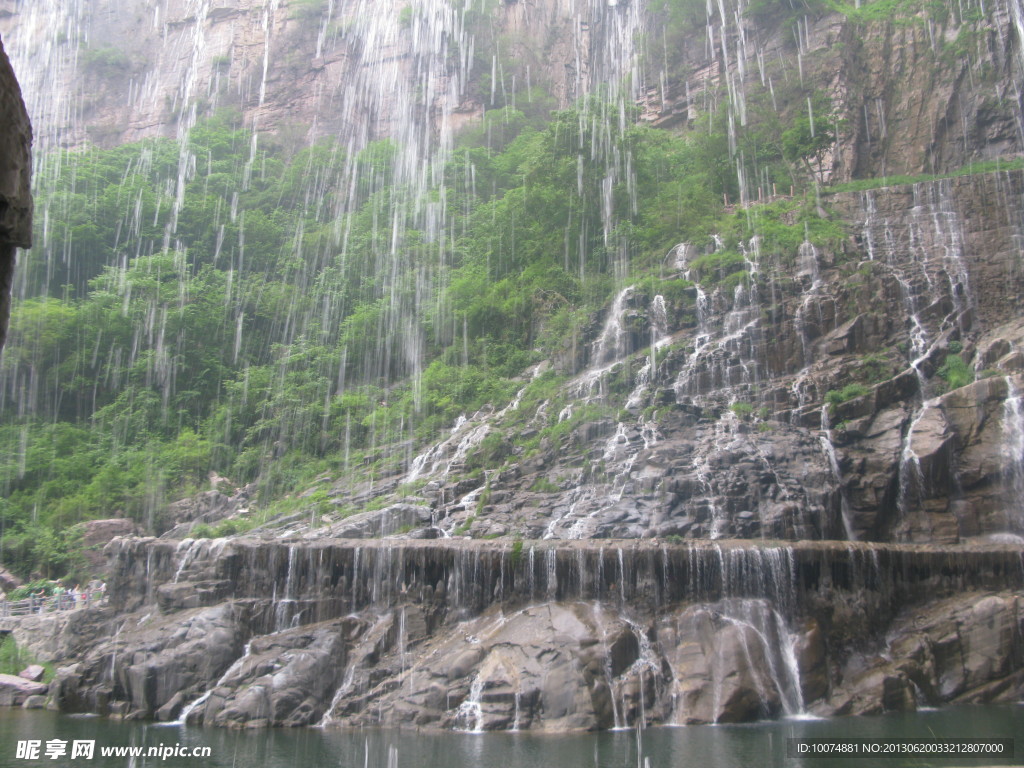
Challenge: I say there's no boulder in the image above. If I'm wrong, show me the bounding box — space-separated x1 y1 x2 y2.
18 664 45 682
0 673 46 706
72 519 140 574
0 567 21 593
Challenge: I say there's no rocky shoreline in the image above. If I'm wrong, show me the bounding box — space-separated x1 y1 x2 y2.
1 536 1017 731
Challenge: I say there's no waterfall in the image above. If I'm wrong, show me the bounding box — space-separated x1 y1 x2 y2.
115 536 1024 620
820 406 855 540
591 286 636 367
861 182 977 539
673 237 763 408
1002 376 1024 531
718 599 804 717
3 0 88 159
174 640 255 725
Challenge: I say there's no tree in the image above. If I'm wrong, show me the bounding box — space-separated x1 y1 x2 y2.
782 95 840 182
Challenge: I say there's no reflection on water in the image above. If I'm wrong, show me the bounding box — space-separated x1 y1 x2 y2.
0 706 1021 767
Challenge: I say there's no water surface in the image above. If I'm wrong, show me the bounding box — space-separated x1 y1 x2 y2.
0 706 1020 767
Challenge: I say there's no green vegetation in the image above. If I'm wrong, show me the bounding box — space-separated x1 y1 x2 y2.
824 158 1024 195
190 517 257 539
509 538 524 565
782 94 842 182
1 4 865 579
0 636 53 683
729 402 754 419
826 383 871 410
454 515 477 535
289 0 329 20
937 354 973 390
859 352 895 384
81 46 135 78
530 477 560 493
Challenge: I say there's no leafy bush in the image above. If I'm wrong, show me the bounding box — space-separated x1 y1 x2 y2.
0 636 53 682
530 477 560 493
859 352 893 384
464 431 509 473
509 538 524 565
289 0 328 20
937 354 973 390
82 46 134 77
729 402 754 419
826 383 870 408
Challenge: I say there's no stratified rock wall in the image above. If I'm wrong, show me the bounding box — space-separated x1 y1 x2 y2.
335 170 1022 546
838 1 1024 179
0 31 31 351
42 536 1024 729
3 0 1020 181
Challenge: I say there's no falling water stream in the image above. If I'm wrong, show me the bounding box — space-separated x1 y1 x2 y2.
1 0 1024 757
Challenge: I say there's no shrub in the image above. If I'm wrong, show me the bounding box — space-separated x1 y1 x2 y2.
937 354 972 390
729 402 754 419
0 636 53 682
530 477 560 493
464 431 509 472
82 46 134 77
826 383 870 408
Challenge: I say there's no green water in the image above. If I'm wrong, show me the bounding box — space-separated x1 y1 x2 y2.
0 707 1020 767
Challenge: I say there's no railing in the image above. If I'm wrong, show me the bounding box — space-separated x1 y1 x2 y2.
0 592 106 618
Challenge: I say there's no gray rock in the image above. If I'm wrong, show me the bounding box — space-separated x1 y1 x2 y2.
0 674 46 706
18 665 45 683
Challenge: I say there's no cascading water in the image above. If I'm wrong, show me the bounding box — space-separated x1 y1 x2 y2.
861 182 977 538
1002 376 1024 532
175 639 255 725
673 236 763 408
5 0 1024 741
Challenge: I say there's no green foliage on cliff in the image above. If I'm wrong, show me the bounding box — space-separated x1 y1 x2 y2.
826 383 870 411
0 635 54 683
1 49 845 575
937 354 973 390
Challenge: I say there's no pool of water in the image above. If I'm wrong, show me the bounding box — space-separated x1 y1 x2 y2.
0 706 1020 767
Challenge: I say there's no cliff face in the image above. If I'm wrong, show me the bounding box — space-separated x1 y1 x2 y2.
3 0 1021 178
2 0 1023 734
277 170 1020 546
30 538 1024 728
0 31 31 351
837 4 1024 178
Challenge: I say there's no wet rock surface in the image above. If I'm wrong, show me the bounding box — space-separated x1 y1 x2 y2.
30 537 1023 729
300 170 1024 547
0 31 31 351
1 0 1022 736
8 160 1024 727
0 674 47 707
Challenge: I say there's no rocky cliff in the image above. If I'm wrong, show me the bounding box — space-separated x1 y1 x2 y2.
18 537 1020 728
2 0 1021 179
245 169 1021 547
1 0 1023 734
0 31 31 350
